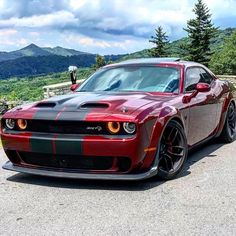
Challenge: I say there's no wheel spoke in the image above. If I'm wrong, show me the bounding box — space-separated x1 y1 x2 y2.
228 107 236 121
164 157 170 172
158 154 165 162
167 150 184 158
172 129 179 143
167 127 175 141
229 122 235 129
171 145 185 151
164 154 174 171
228 112 235 121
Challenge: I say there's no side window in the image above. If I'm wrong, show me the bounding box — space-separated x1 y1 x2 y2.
199 68 213 85
185 68 201 92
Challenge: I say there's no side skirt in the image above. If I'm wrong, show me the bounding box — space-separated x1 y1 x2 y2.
188 134 216 153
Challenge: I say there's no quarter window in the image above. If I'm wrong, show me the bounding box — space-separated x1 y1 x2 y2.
199 68 213 85
185 67 213 92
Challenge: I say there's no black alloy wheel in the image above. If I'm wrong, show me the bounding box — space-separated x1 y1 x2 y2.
220 102 236 143
157 120 188 180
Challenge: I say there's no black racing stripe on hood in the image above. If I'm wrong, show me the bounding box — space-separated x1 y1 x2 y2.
30 135 53 154
55 109 92 121
29 134 84 156
54 134 83 155
33 110 61 120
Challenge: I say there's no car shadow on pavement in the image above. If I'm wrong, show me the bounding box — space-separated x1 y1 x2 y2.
6 139 231 191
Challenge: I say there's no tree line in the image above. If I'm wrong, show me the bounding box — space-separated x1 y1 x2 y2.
149 0 236 74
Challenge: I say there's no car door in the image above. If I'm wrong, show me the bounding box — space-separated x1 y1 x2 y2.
185 67 218 145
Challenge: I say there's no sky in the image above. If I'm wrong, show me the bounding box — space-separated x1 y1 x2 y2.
0 0 236 55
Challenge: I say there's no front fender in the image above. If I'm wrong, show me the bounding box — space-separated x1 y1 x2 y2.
140 106 186 169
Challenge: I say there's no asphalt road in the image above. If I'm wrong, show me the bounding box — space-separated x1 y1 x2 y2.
0 140 235 236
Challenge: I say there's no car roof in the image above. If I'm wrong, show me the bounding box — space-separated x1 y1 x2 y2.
105 58 204 68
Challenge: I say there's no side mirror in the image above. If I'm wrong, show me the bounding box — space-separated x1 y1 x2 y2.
70 84 80 92
196 83 211 93
183 82 211 104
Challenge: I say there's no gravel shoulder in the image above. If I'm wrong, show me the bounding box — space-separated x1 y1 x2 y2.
0 140 235 236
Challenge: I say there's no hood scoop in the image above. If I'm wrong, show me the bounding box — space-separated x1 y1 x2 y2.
35 102 56 108
79 102 109 109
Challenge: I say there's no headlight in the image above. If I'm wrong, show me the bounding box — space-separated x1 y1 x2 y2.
5 119 15 129
107 122 121 134
123 122 136 134
17 119 27 130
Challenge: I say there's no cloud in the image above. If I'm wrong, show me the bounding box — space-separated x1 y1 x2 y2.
0 29 17 36
0 0 68 19
78 37 111 48
61 32 145 54
0 30 28 48
207 0 236 18
0 0 236 54
0 0 197 39
0 10 78 29
18 38 28 46
29 32 40 37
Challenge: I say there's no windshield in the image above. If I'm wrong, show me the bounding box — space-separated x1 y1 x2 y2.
78 66 180 93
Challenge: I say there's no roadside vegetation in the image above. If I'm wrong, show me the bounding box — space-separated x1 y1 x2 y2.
0 68 94 101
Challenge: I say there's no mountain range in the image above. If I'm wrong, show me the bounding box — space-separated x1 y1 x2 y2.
0 44 124 79
0 44 91 63
0 27 235 79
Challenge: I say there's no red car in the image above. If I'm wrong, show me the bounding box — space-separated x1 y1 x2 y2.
1 58 236 180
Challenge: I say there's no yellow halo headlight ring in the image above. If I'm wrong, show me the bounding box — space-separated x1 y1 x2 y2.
17 119 27 130
107 122 121 134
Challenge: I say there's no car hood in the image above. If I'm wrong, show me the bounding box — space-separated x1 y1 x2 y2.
6 92 176 121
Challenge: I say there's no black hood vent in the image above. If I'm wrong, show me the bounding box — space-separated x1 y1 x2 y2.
80 103 109 109
35 102 56 108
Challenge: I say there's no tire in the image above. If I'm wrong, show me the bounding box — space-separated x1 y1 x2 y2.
157 120 188 180
220 102 236 143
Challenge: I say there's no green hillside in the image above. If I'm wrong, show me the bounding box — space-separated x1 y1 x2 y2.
0 68 94 101
0 54 124 79
122 28 235 60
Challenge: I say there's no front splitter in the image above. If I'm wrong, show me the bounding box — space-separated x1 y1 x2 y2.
2 161 158 181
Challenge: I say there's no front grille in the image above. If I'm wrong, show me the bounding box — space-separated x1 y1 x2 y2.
25 120 128 135
27 120 107 135
19 152 114 170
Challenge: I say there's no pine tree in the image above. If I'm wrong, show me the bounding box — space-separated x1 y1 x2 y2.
149 26 169 57
184 0 218 65
94 55 106 69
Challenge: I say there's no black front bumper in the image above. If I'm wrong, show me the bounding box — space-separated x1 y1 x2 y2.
2 161 158 181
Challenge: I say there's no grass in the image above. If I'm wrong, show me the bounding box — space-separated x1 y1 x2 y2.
0 68 94 102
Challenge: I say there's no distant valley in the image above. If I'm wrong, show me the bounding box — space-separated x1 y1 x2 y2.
0 44 124 79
